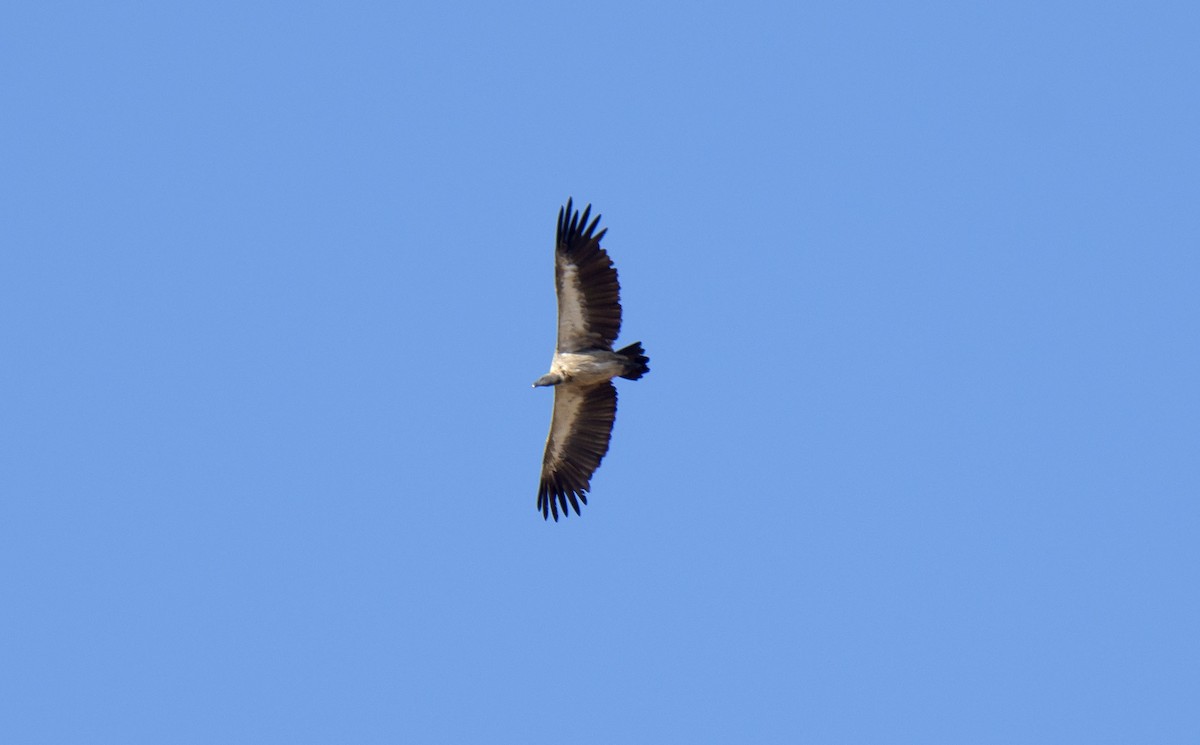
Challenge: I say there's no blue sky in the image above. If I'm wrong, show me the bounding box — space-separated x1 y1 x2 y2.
3 1 1198 742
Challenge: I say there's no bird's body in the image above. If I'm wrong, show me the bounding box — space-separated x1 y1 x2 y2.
533 199 649 521
548 350 632 385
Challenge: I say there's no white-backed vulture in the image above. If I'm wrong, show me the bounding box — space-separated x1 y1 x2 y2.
532 199 650 520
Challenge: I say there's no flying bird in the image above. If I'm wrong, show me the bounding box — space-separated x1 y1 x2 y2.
533 199 650 521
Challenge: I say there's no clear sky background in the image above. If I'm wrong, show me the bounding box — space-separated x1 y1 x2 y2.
3 1 1198 742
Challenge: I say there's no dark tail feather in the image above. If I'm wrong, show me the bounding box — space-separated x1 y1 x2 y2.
616 342 650 380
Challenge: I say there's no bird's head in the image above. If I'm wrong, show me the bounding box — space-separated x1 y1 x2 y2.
532 373 564 388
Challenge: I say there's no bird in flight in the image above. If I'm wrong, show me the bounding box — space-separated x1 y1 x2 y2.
532 199 650 521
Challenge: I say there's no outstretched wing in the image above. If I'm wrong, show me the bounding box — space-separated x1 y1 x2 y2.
555 198 621 353
538 382 617 520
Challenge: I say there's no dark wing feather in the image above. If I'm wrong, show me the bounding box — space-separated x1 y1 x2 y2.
537 382 617 521
555 198 621 352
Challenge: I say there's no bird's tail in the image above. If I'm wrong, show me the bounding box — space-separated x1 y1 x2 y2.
616 342 650 380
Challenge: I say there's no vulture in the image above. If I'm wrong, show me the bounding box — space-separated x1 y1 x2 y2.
532 199 650 521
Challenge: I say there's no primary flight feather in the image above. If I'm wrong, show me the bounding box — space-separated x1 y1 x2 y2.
532 199 650 521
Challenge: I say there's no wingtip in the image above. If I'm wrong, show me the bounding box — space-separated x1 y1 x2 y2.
539 483 592 521
556 197 606 251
